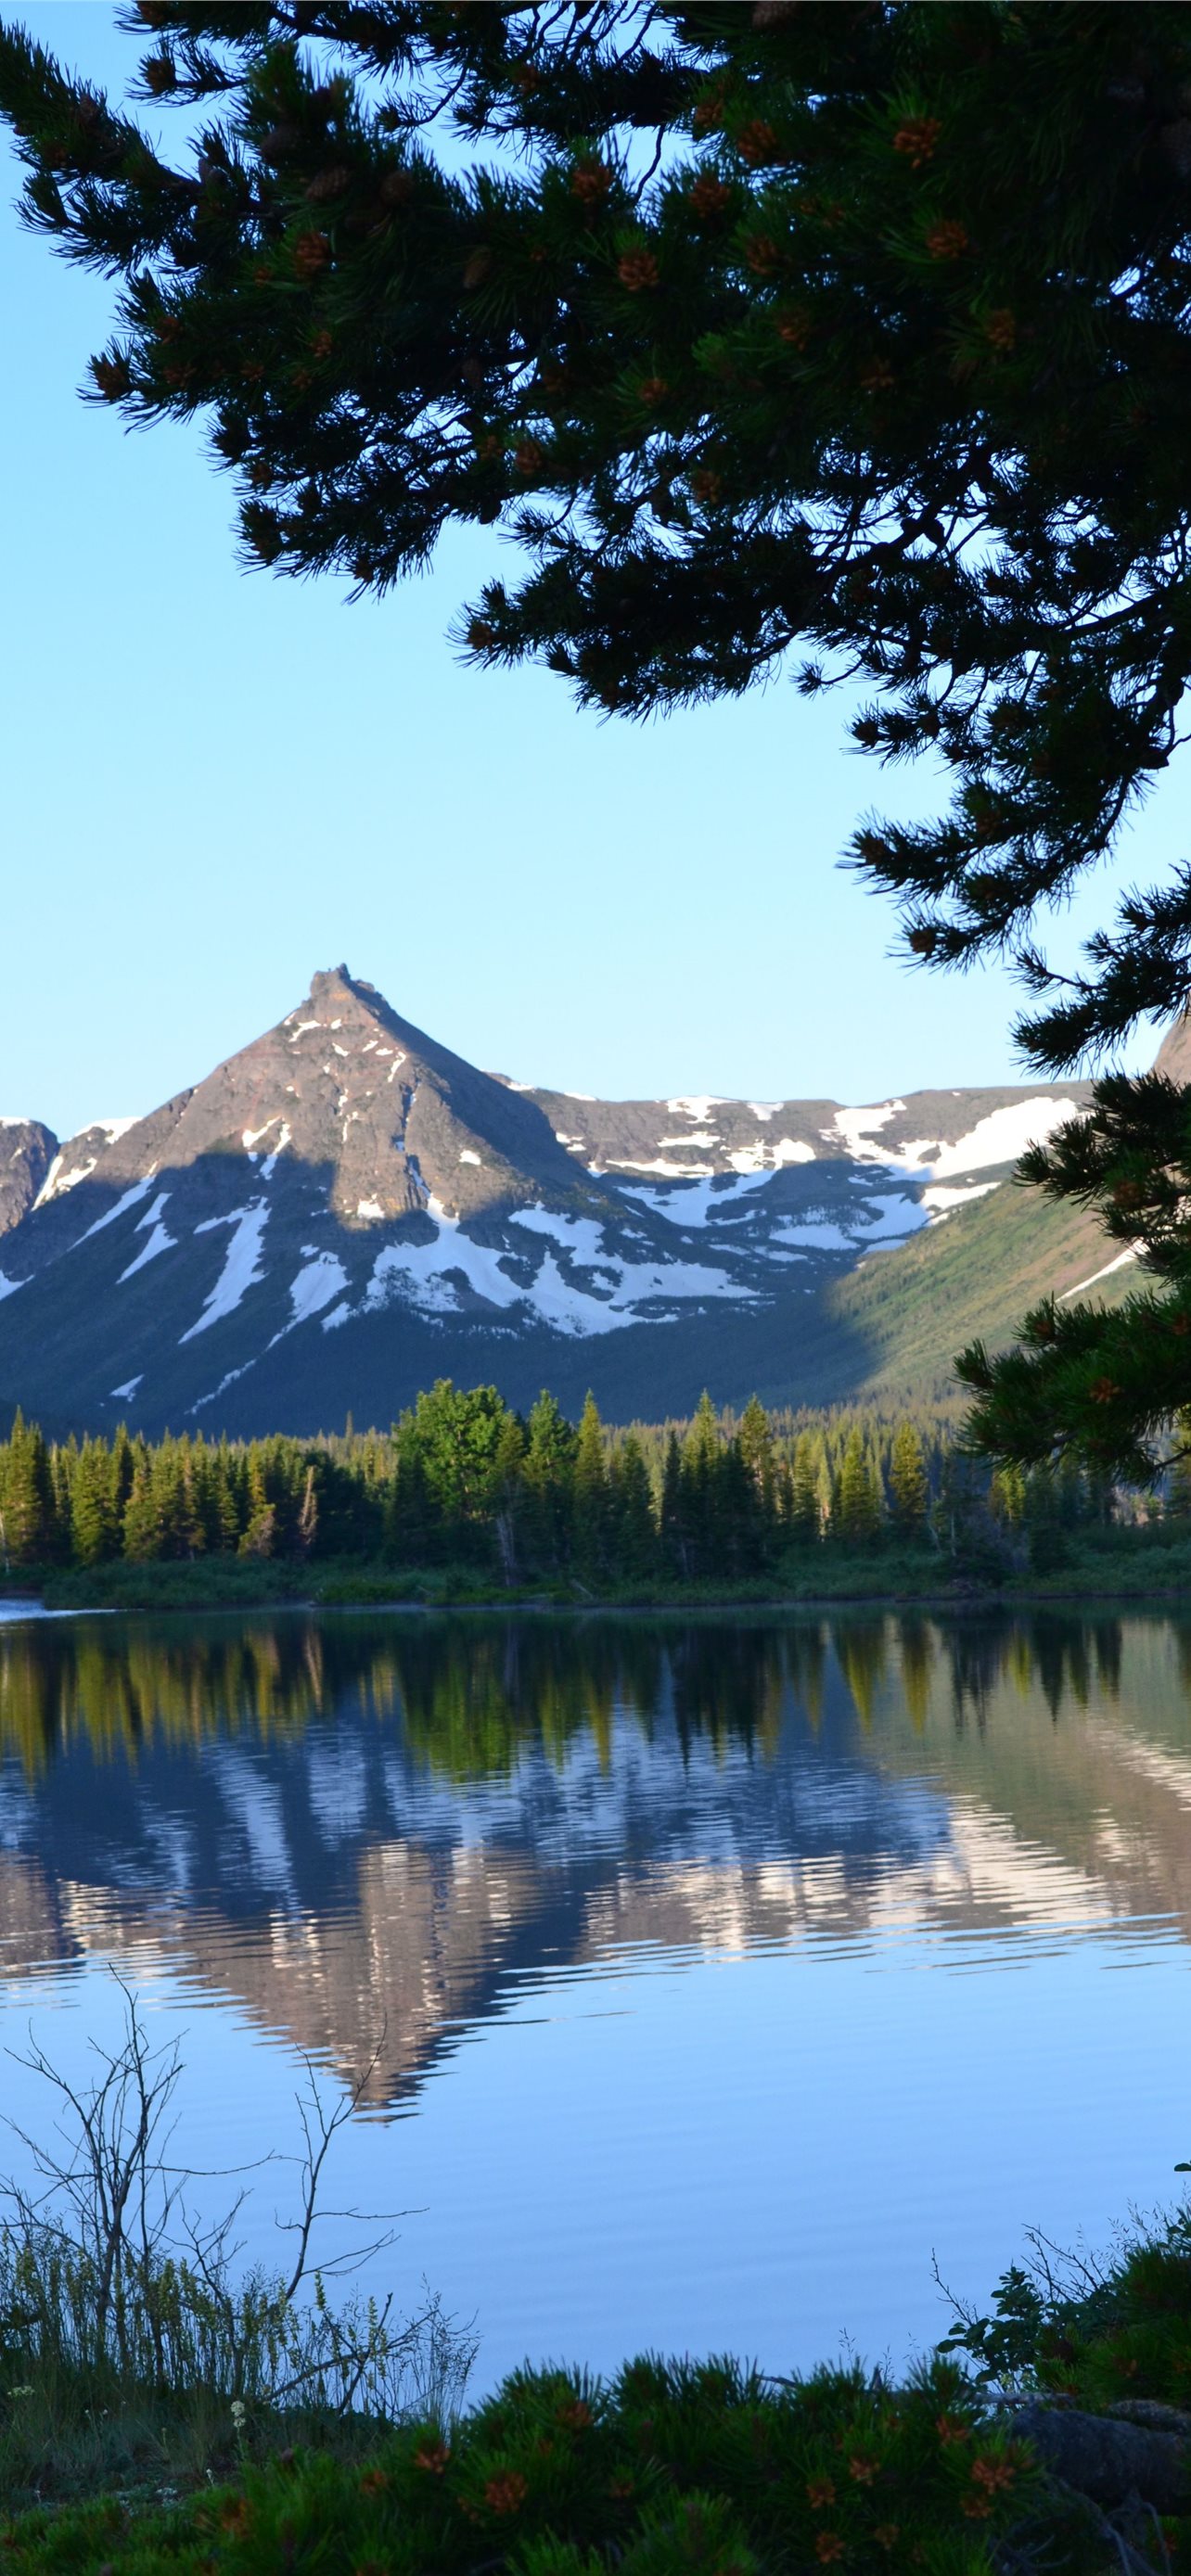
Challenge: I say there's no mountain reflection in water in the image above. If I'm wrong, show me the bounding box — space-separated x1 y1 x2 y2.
2 1609 1191 2113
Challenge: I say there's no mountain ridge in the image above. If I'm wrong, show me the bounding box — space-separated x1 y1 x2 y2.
0 966 1125 1435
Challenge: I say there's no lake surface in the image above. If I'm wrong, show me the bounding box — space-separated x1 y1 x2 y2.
1 1605 1190 2392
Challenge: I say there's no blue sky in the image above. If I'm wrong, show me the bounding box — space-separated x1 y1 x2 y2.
1 6 1173 1140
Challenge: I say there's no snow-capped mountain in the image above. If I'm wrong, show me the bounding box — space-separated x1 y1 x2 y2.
0 965 1101 1433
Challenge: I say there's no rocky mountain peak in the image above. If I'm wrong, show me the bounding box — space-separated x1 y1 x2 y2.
27 967 587 1240
0 1118 58 1240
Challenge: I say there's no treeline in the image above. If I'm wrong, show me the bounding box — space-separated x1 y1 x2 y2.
0 1384 1116 1584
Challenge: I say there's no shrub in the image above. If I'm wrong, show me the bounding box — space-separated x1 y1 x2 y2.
0 2353 1038 2571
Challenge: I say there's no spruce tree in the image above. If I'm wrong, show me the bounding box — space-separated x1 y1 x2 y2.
48 1441 74 1560
121 1445 159 1560
70 1438 119 1564
607 1433 658 1585
680 1393 723 1575
110 1423 135 1525
1 1412 54 1566
660 1431 686 1580
572 1393 608 1581
788 1432 822 1548
889 1422 928 1539
737 1396 775 1517
240 1451 275 1558
833 1427 882 1548
386 1421 435 1563
522 1390 577 1574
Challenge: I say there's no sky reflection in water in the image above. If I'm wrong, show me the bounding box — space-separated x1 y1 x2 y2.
0 1607 1189 2388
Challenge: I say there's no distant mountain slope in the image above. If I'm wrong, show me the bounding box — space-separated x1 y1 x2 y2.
0 964 1121 1434
817 1177 1138 1409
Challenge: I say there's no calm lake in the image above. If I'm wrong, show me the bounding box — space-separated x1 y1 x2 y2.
1 1605 1189 2392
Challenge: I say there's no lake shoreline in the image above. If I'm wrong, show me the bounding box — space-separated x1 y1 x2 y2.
4 1562 1191 1617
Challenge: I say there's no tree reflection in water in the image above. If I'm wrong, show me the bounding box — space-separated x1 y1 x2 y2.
2 1607 1191 2111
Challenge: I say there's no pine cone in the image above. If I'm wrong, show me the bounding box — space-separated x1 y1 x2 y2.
617 249 660 291
91 355 132 401
926 221 969 259
689 174 732 219
745 233 782 275
736 120 780 166
292 231 330 280
892 117 941 169
304 166 352 203
570 161 611 205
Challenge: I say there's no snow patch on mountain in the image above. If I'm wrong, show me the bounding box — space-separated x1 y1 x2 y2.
73 1174 157 1243
829 1103 904 1160
180 1202 269 1342
727 1138 816 1173
349 1200 749 1340
510 1205 609 1265
826 1092 1082 1181
928 1096 1081 1177
615 1171 775 1228
260 1124 291 1181
921 1179 1000 1217
666 1096 724 1123
852 1193 928 1242
288 1252 350 1325
365 1214 522 1320
1060 1243 1141 1300
118 1194 177 1282
508 1205 752 1329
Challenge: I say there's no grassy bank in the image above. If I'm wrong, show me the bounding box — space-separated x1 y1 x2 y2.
3 1985 1189 2570
6 2204 1191 2569
4 1518 1191 1613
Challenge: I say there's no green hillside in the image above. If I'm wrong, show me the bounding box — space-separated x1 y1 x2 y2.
813 1175 1137 1407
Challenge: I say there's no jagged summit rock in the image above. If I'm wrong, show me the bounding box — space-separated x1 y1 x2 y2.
30 964 583 1236
0 968 1110 1435
0 1117 57 1241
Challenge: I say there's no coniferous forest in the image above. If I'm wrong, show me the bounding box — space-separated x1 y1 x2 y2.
0 1383 1137 1594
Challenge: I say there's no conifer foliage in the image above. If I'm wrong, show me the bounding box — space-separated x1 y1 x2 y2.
0 1386 996 1584
6 3 1191 1468
0 1 1188 1063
